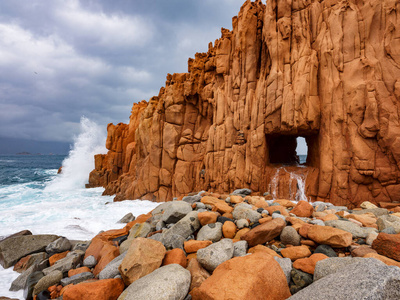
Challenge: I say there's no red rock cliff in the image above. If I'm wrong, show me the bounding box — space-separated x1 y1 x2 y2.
88 0 400 207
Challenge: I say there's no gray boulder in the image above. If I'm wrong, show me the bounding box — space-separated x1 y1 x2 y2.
98 252 127 280
0 234 59 268
33 270 62 296
83 255 97 268
232 203 261 223
46 237 71 255
233 240 248 257
350 208 388 217
24 271 44 300
162 201 193 224
117 213 136 224
232 188 252 195
42 250 84 276
280 226 301 246
10 263 41 291
325 220 376 239
289 258 400 300
127 222 152 240
161 211 200 245
274 257 292 284
60 272 94 286
182 194 202 205
117 264 191 300
197 223 223 242
162 234 185 250
377 214 400 233
71 241 90 252
197 239 234 272
314 257 365 281
152 202 172 215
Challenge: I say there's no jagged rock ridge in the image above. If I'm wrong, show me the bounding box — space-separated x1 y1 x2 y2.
88 0 400 207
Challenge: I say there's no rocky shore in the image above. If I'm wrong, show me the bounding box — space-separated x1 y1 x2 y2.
1 189 400 299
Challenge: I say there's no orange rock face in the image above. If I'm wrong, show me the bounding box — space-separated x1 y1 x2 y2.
191 252 291 300
88 0 400 208
62 278 124 300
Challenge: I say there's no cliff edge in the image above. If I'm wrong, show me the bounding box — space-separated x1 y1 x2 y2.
88 0 400 207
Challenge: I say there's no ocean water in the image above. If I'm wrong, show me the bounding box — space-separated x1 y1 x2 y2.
0 118 160 299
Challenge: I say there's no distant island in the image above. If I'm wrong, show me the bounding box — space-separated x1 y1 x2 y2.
16 152 32 155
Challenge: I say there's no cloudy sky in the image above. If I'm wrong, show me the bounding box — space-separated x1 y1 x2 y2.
0 0 247 144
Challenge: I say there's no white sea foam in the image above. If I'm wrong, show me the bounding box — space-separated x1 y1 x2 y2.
0 117 160 299
45 117 108 192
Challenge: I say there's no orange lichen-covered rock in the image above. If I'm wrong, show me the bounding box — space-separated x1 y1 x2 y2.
372 233 400 261
93 243 119 276
162 248 187 268
191 252 291 300
62 278 124 300
241 218 286 247
364 253 400 268
290 201 314 218
201 196 233 214
198 211 218 226
119 237 166 285
265 206 289 217
184 240 213 253
186 258 211 291
248 245 281 258
222 221 237 239
280 246 312 261
68 267 91 277
307 225 353 248
292 253 328 274
49 251 69 266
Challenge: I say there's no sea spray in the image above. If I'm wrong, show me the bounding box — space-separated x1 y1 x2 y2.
45 117 107 191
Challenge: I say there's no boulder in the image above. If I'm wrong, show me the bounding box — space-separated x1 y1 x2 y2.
241 218 286 247
0 234 59 268
98 252 127 280
42 250 84 275
201 196 233 214
45 237 71 255
162 248 187 268
233 240 248 257
377 215 400 233
117 213 135 223
290 201 314 218
325 220 376 239
24 271 44 300
198 211 218 226
10 263 41 292
119 237 166 285
313 257 365 281
184 240 212 253
161 201 193 224
307 225 352 248
63 278 124 300
49 251 69 266
274 257 292 284
161 211 201 247
232 203 262 223
32 270 63 296
60 272 95 286
83 255 97 268
289 258 400 300
280 246 311 261
372 232 400 261
68 266 91 277
196 239 234 272
196 222 223 242
186 258 211 291
192 252 291 300
280 226 301 246
292 253 328 274
313 244 337 257
13 252 47 273
118 264 191 300
222 221 237 238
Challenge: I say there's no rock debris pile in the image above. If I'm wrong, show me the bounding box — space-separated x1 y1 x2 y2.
2 189 400 299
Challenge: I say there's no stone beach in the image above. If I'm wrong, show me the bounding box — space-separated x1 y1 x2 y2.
1 190 400 299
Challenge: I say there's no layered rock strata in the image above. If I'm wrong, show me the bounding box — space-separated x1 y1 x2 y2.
88 0 400 206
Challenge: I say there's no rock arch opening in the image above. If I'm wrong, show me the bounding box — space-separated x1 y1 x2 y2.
266 134 319 167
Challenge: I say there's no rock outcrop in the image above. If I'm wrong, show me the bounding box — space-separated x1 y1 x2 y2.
88 0 400 207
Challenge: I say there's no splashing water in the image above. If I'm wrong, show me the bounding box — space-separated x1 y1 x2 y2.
290 172 308 202
45 117 107 191
268 167 309 202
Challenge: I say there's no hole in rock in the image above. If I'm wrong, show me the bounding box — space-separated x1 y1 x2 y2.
266 134 319 167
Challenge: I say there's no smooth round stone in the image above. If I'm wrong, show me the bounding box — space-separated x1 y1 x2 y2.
83 255 97 268
310 219 325 226
280 226 301 246
272 213 286 222
236 219 249 229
